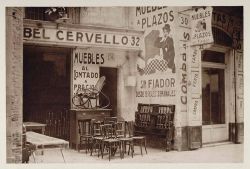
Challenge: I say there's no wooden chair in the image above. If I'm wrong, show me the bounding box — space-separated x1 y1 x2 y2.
127 121 147 156
90 121 104 157
119 121 134 158
78 119 92 153
101 124 122 161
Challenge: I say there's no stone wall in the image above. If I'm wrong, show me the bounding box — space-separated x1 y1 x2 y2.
6 7 23 163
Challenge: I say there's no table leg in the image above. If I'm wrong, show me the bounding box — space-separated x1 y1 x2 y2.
32 152 36 163
42 127 45 135
60 148 66 163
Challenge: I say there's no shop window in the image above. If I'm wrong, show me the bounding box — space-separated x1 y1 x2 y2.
202 68 225 125
202 50 225 63
202 50 225 125
25 7 68 21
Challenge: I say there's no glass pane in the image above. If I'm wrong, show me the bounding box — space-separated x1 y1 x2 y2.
202 50 225 63
202 68 225 125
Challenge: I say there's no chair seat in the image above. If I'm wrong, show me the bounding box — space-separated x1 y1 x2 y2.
104 138 120 142
119 137 133 141
80 135 92 138
132 136 145 139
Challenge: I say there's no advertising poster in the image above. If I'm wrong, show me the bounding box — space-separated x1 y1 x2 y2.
190 7 213 46
134 7 177 104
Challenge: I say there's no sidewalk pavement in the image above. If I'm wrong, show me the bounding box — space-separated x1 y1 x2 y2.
29 142 243 163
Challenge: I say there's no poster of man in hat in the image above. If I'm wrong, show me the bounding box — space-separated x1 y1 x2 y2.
154 24 176 73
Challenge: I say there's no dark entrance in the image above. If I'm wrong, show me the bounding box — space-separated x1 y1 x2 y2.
99 67 118 117
23 45 71 139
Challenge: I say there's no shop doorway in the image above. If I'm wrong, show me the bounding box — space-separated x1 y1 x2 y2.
100 67 118 117
201 50 229 144
23 45 71 139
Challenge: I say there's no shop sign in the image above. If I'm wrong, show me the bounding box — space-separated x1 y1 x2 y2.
23 26 141 49
190 7 213 46
72 49 102 96
212 10 243 50
212 10 243 40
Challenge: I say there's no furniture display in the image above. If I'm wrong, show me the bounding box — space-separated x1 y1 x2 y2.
26 131 69 162
134 104 175 152
69 108 111 149
23 122 47 134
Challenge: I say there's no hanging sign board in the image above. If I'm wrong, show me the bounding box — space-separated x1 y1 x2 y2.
190 7 214 46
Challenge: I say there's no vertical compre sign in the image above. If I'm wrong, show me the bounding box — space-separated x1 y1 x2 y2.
178 12 191 117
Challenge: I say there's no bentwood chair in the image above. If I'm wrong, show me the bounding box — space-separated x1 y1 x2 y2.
90 121 103 157
127 121 147 156
119 121 134 158
78 119 92 154
101 124 122 161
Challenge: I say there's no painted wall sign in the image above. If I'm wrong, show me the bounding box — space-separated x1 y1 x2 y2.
72 49 101 95
190 7 213 45
190 97 201 121
136 74 176 104
212 10 243 39
71 48 125 109
191 70 201 94
135 6 174 29
178 19 190 113
236 51 243 72
23 26 141 49
190 46 200 68
134 7 178 104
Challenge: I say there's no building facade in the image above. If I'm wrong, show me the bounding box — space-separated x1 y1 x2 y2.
6 6 243 162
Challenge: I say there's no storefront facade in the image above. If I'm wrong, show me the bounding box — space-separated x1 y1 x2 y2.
6 6 243 162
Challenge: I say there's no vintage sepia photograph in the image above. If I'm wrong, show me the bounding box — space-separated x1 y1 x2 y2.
4 1 246 166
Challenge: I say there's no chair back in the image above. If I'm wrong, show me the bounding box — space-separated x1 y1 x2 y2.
125 121 134 137
115 121 125 138
104 117 117 124
78 119 92 136
102 124 114 139
94 76 106 92
92 121 102 136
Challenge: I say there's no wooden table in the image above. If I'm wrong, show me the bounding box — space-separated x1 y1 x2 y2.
23 122 46 134
26 131 69 162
